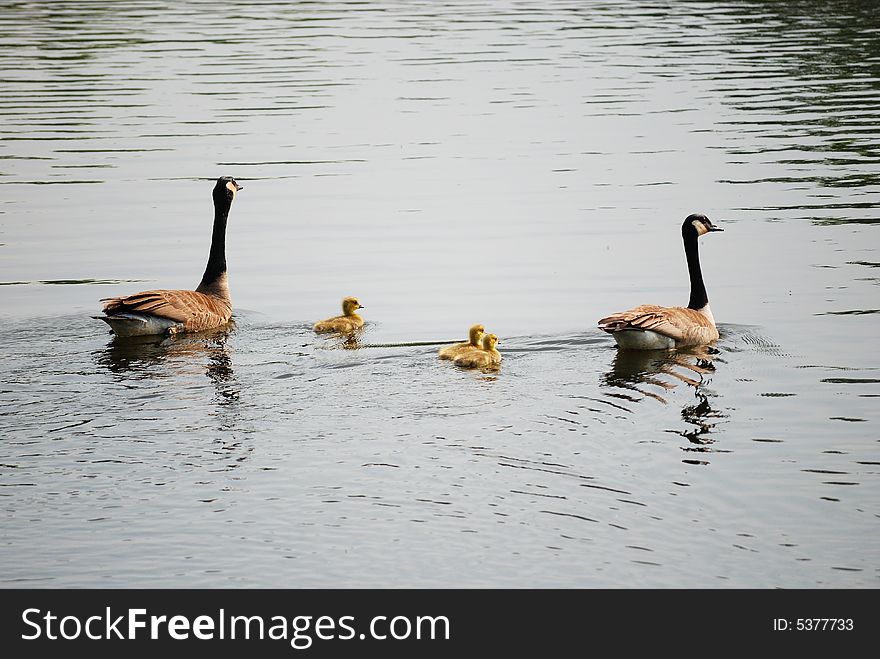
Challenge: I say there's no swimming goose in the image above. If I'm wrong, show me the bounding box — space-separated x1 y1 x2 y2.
95 176 243 337
454 333 501 369
313 297 365 334
598 213 723 350
438 324 485 360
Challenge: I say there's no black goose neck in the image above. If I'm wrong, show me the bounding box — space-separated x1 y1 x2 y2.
683 227 708 310
199 192 232 289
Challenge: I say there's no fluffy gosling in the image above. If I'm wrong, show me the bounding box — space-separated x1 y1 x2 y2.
454 333 501 369
313 296 365 334
438 324 485 360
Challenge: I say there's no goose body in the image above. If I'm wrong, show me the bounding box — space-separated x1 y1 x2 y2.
96 176 242 337
454 333 501 369
598 214 723 350
313 297 365 334
438 324 485 360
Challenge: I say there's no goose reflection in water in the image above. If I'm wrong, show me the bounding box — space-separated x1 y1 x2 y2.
94 324 240 407
93 326 250 467
600 345 727 448
676 392 727 450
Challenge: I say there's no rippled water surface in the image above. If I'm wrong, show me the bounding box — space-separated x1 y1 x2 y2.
1 1 878 587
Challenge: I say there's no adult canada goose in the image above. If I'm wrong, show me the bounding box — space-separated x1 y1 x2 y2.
438 324 485 360
454 333 501 369
95 176 243 337
313 297 365 334
598 213 723 350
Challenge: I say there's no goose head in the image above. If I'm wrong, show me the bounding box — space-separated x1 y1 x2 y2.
342 296 363 316
482 333 499 351
468 324 486 346
214 176 243 203
683 213 723 238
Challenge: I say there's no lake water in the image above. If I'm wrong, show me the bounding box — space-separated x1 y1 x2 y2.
0 0 877 587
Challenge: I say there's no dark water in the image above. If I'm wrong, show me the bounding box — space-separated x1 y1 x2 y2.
0 1 878 587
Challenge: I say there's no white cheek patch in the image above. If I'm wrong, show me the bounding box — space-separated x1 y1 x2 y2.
692 219 708 236
225 181 237 193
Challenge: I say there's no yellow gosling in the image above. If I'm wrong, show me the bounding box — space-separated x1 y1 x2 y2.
438 324 485 360
313 296 365 334
454 333 501 369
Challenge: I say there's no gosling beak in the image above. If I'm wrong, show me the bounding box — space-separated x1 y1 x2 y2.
358 304 364 309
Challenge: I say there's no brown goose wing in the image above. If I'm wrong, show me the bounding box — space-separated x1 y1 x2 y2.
101 289 231 331
598 304 714 342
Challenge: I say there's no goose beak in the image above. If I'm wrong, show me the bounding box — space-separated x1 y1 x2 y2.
709 225 723 232
235 183 244 191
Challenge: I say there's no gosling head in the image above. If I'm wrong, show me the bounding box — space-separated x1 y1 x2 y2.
214 175 243 203
683 213 723 238
342 296 363 316
482 333 499 351
468 324 486 346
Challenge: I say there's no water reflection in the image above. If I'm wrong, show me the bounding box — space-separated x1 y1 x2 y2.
601 347 717 402
340 331 365 350
95 324 239 406
676 392 726 450
600 346 727 448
